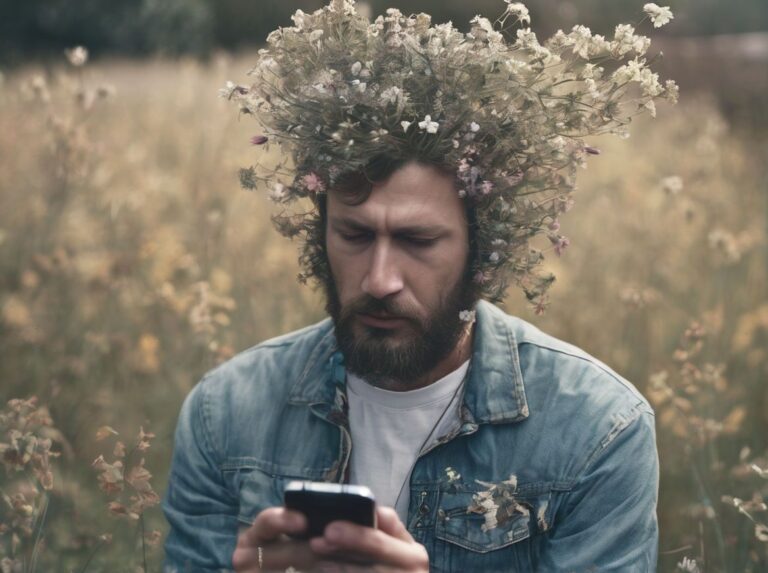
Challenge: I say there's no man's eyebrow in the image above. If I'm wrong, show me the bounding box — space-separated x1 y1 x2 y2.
329 216 448 236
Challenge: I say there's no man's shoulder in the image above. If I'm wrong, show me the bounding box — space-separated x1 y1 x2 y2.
195 315 334 401
483 301 651 412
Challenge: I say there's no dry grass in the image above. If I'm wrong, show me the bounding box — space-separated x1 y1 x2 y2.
0 53 765 571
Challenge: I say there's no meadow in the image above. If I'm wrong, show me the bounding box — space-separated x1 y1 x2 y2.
0 50 766 572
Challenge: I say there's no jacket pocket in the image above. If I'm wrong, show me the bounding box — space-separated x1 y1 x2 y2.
435 490 531 552
432 488 536 572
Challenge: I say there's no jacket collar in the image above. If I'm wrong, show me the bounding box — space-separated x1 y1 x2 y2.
287 300 529 425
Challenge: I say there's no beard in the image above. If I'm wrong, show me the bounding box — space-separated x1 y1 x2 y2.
323 268 479 389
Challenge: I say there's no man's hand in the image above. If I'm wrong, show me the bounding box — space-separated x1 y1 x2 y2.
310 506 429 572
232 506 319 571
232 506 429 572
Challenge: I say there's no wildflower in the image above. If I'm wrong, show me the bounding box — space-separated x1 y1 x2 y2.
677 556 701 573
489 251 500 263
351 61 362 76
584 145 601 155
250 135 268 145
65 46 88 67
469 121 480 132
445 467 461 482
473 270 489 284
459 310 476 323
380 86 404 105
266 180 285 201
661 175 683 194
503 2 531 25
549 235 570 256
418 115 439 133
400 120 412 132
480 180 494 195
302 172 325 193
644 3 674 28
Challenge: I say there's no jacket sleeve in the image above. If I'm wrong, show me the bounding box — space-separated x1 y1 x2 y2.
162 378 240 572
538 405 659 572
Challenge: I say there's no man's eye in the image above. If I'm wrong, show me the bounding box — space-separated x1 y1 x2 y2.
403 237 437 247
340 233 371 243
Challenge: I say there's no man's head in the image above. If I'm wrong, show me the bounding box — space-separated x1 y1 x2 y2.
320 160 480 387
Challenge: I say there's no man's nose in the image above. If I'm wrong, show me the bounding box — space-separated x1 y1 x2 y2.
361 239 404 299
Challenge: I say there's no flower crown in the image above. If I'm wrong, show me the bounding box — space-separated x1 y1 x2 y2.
223 0 677 311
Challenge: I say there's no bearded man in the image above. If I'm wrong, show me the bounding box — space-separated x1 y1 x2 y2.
163 1 677 571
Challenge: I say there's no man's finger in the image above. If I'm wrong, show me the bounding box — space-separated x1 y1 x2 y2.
375 506 414 542
232 538 318 571
311 521 428 568
238 507 307 546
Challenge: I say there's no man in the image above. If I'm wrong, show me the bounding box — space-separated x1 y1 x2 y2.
164 1 676 571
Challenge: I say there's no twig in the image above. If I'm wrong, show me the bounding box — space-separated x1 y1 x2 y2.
28 491 49 573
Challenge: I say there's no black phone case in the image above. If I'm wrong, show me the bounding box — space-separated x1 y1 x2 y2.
284 488 376 538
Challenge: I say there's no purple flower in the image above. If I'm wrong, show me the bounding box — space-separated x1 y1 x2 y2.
584 145 601 155
250 135 269 145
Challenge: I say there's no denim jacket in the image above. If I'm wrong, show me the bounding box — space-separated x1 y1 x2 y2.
163 300 658 572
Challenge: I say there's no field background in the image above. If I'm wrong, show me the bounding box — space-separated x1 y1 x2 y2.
1 1 766 571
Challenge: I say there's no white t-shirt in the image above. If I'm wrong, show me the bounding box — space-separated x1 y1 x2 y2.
346 360 470 522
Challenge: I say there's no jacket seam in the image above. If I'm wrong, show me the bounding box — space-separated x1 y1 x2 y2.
517 340 650 407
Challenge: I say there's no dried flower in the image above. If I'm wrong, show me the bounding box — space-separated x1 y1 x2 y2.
644 3 674 28
225 0 676 309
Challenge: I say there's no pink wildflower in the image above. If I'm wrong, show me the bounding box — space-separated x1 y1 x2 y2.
250 135 269 145
303 172 325 193
584 145 601 155
549 235 571 256
480 180 494 195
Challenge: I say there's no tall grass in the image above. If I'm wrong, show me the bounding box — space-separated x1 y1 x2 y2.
0 53 765 571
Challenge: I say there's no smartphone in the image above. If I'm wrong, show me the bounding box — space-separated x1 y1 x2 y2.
284 481 377 538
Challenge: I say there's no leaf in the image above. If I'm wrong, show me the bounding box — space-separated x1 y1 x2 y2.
95 426 118 441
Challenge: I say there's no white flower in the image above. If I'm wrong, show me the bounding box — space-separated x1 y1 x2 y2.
504 2 531 25
661 175 683 194
309 29 324 42
676 556 701 573
489 251 500 263
418 115 439 133
400 120 412 132
380 86 404 105
459 310 476 323
570 25 593 59
469 121 480 132
65 46 88 67
269 183 287 201
644 3 674 28
351 61 362 76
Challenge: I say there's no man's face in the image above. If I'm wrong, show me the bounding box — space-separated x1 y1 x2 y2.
324 162 477 387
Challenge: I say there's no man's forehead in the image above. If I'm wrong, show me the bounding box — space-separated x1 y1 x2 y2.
329 213 450 235
326 162 466 232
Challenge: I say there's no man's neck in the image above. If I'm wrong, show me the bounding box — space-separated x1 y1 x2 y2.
376 323 475 392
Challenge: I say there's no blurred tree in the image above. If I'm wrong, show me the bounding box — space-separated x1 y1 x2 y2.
1 0 766 64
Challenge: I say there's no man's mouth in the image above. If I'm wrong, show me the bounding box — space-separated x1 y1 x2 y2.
357 312 409 329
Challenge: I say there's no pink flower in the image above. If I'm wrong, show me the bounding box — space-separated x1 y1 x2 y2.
250 135 269 145
480 180 494 195
473 270 489 284
548 219 560 232
302 172 325 193
584 145 601 155
549 235 571 256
